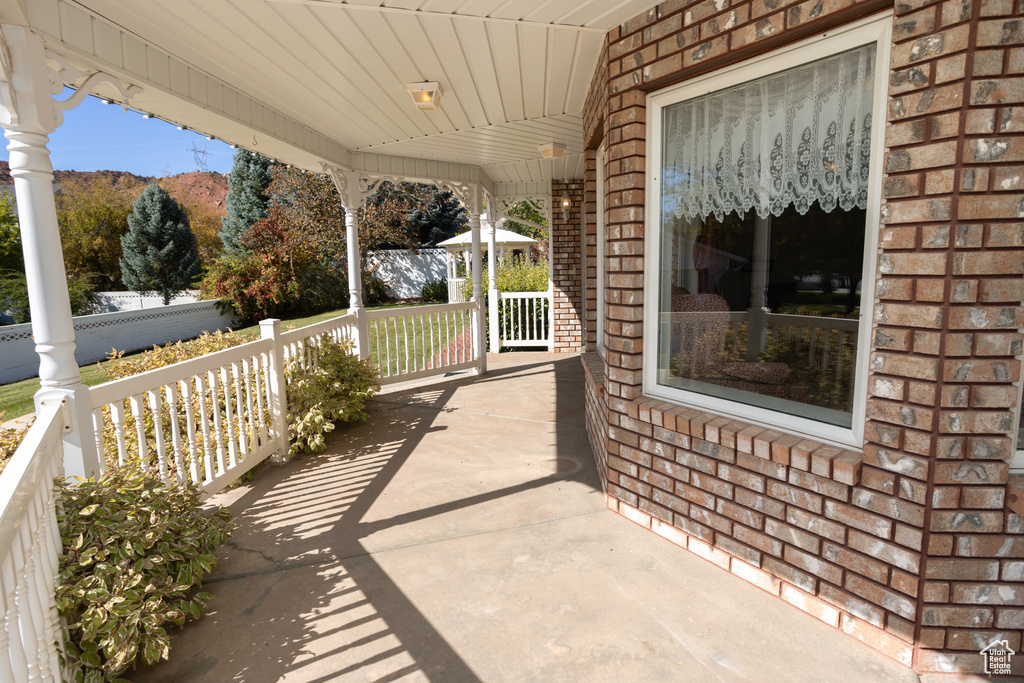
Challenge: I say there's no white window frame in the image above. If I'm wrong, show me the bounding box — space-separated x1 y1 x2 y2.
642 13 893 449
597 142 606 358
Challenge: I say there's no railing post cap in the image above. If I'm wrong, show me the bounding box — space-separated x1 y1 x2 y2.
259 318 282 337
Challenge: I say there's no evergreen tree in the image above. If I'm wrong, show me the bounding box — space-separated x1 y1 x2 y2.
120 184 202 305
220 149 273 253
407 186 467 247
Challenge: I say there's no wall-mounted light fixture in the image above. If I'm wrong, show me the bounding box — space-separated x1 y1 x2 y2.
405 82 442 110
142 113 153 119
177 124 187 131
561 194 571 222
539 143 566 160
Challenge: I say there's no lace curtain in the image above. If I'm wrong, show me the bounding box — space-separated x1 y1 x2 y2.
662 44 875 223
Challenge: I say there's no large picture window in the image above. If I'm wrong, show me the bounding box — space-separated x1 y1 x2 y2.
645 18 890 444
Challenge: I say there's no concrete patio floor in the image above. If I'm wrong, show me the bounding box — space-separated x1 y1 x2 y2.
134 353 920 683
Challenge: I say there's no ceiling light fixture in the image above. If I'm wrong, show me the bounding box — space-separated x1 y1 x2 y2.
405 81 442 111
538 143 566 160
142 113 153 119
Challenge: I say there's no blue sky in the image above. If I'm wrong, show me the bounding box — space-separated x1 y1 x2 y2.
1 92 235 176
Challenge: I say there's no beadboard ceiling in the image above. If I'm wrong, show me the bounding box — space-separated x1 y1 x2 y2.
25 0 658 185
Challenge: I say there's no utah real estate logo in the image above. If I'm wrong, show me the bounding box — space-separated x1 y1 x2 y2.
981 639 1015 676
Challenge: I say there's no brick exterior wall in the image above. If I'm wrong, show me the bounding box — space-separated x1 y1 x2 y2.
551 180 585 352
575 0 1024 675
583 353 609 491
583 150 599 352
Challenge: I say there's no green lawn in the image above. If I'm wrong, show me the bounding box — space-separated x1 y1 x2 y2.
0 302 452 423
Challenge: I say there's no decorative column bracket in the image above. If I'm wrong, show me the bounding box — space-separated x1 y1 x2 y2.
45 50 142 127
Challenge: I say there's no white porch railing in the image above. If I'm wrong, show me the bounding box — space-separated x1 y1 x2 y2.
0 403 65 682
88 334 286 496
366 302 478 385
279 312 358 374
447 277 466 304
497 291 550 349
0 305 481 678
721 311 859 387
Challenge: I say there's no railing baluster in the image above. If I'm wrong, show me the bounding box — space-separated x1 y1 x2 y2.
197 373 216 484
1 553 28 682
253 355 268 446
209 370 227 477
147 389 169 482
232 360 247 458
128 394 149 473
10 540 38 683
181 378 201 484
383 318 393 378
110 400 128 468
402 315 410 375
91 408 105 470
165 384 186 484
243 358 257 454
221 366 239 468
427 313 435 369
20 516 50 682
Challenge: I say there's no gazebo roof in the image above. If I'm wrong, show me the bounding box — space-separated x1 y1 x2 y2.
438 225 536 250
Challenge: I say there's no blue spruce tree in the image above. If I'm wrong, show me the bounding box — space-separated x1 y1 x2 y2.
220 149 273 253
120 183 202 305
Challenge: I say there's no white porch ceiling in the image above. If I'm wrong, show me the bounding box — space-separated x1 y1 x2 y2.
22 0 657 186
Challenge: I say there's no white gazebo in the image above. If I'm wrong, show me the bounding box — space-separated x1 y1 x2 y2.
438 218 538 288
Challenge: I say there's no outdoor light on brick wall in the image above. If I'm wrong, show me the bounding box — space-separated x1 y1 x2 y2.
561 194 571 222
406 82 442 110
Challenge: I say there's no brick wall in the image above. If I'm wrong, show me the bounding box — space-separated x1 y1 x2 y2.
576 0 1024 675
880 1 1024 673
551 180 585 352
583 353 609 491
583 150 599 351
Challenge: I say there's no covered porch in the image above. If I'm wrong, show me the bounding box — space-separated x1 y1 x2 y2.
130 353 916 682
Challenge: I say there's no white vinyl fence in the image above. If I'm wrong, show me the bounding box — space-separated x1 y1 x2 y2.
366 249 447 300
92 290 201 313
0 300 235 384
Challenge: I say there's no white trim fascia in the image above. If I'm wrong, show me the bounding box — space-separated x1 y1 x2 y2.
642 12 894 450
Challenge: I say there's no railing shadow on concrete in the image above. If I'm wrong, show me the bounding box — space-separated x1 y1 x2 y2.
131 355 595 682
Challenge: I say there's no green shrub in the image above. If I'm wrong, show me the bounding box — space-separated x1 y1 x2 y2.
421 277 447 302
98 329 256 382
0 410 31 475
57 469 234 682
363 275 389 305
461 256 548 299
285 334 379 455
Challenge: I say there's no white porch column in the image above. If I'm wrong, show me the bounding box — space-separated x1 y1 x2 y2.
485 213 499 353
324 165 370 359
547 195 556 352
469 202 486 374
0 25 108 478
